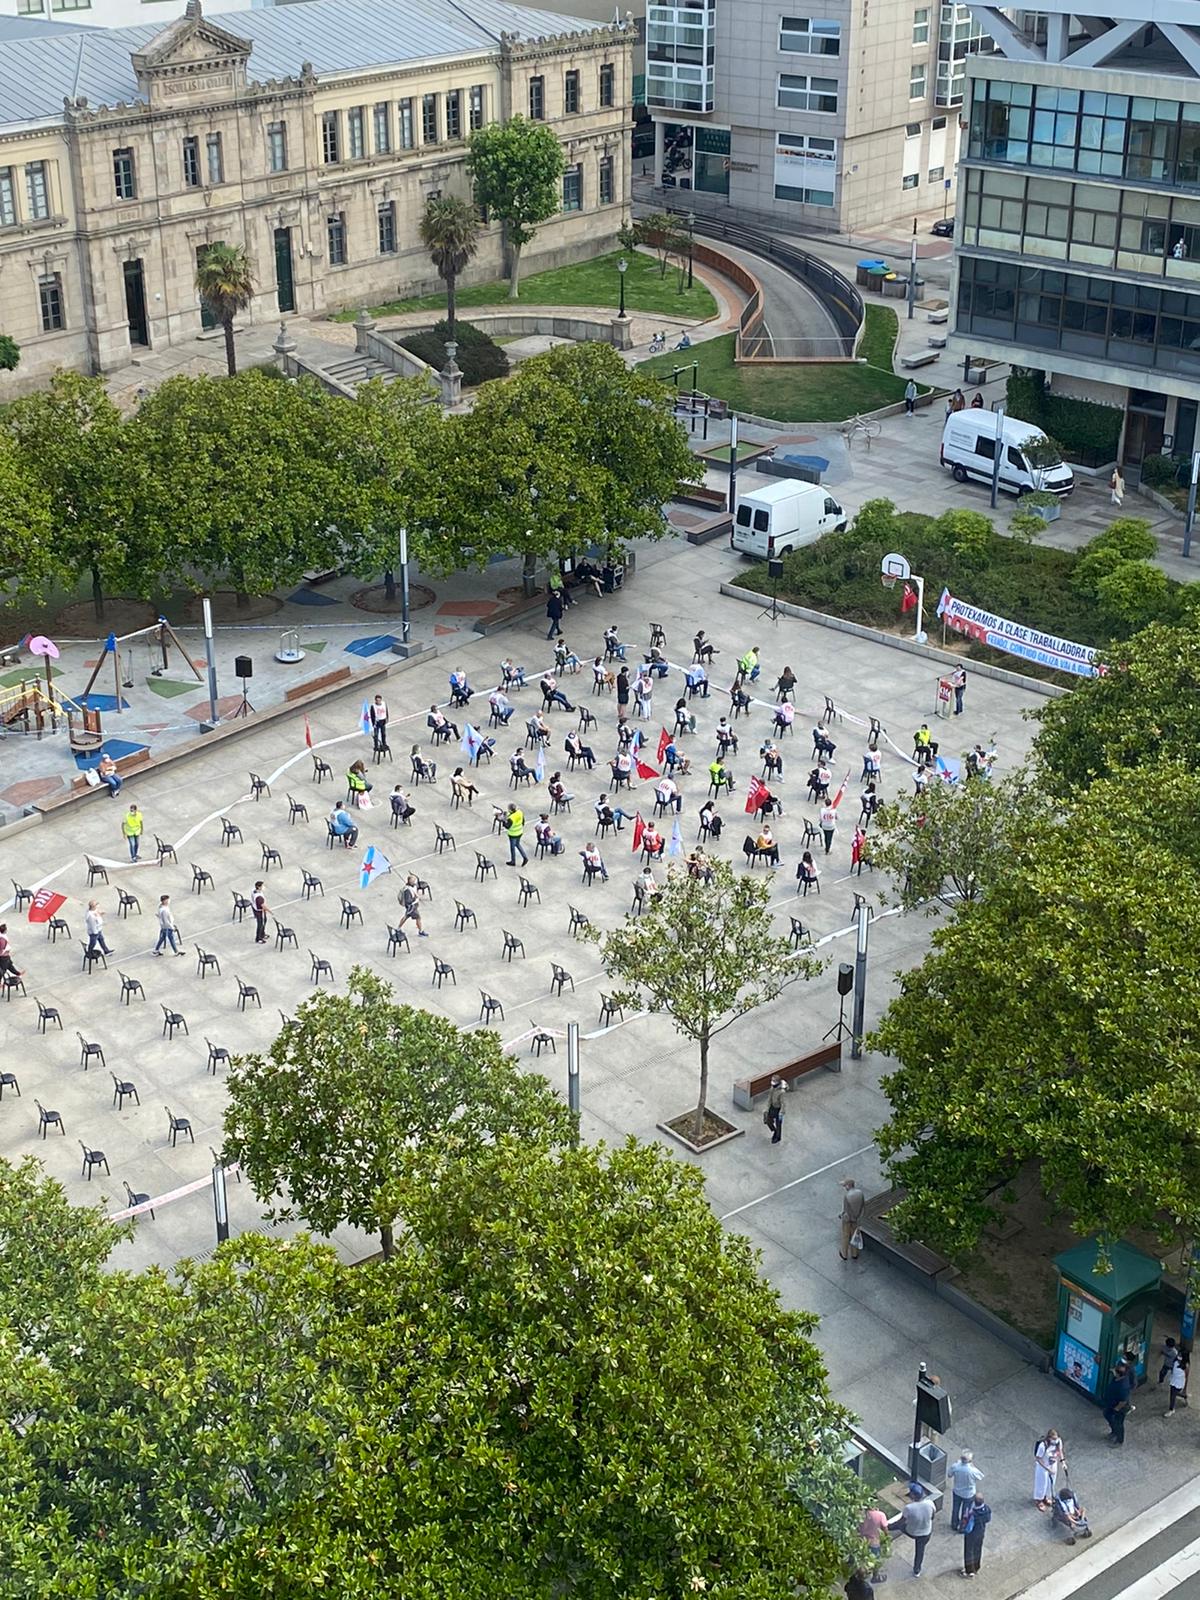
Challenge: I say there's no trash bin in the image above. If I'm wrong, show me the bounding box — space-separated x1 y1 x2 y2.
907 1440 947 1490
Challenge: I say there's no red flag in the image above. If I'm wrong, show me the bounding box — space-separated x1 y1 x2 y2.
304 716 313 749
28 888 67 924
635 759 659 781
851 828 864 866
656 727 670 764
744 776 765 815
831 768 851 810
631 813 645 853
901 582 917 614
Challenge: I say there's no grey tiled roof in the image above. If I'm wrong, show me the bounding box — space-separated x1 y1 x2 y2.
0 0 609 126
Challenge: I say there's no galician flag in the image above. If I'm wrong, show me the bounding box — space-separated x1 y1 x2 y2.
360 844 391 889
360 701 372 736
936 586 951 618
668 819 683 857
461 723 482 762
534 744 546 783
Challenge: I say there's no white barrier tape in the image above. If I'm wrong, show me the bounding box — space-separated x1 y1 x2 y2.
107 1163 241 1221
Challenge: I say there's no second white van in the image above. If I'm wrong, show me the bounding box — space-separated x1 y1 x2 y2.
940 411 1074 497
731 479 848 559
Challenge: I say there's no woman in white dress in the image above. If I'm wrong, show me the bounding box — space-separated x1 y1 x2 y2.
1034 1429 1065 1510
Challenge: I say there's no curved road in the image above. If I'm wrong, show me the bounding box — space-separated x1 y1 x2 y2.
702 235 844 359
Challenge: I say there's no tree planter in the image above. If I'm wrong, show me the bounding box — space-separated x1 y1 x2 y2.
658 1109 744 1153
1028 500 1061 522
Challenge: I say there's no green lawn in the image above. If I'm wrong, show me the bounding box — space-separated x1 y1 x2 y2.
335 251 717 322
637 306 921 423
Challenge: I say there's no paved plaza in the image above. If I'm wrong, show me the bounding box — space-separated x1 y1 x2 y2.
2 536 1198 1599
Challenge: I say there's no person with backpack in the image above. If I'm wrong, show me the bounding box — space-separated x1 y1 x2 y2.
961 1492 992 1578
1033 1429 1064 1510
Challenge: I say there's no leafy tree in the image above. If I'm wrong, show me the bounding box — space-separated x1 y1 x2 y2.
591 861 821 1144
847 496 899 548
1094 558 1170 631
0 431 53 597
868 771 1044 912
418 194 481 336
1072 518 1157 601
638 210 687 279
931 507 993 565
0 333 19 371
195 241 255 377
129 370 362 601
1023 432 1064 487
872 764 1200 1256
1032 619 1200 793
224 966 574 1256
467 116 564 297
1 371 148 616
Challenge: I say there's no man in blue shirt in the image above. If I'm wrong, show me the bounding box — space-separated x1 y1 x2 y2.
1103 1360 1134 1446
330 803 358 849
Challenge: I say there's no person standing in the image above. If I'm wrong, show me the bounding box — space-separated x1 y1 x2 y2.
820 798 838 854
961 1492 991 1578
505 803 528 867
252 880 269 945
615 667 631 717
1110 465 1125 506
839 1175 865 1261
154 894 182 956
951 665 967 716
1033 1430 1064 1509
1159 1337 1181 1385
122 803 144 861
904 378 918 417
950 1451 984 1531
0 922 23 979
546 588 564 639
1166 1352 1190 1416
84 900 114 958
765 1076 787 1143
1102 1360 1134 1446
891 1484 935 1577
369 693 389 753
858 1505 889 1580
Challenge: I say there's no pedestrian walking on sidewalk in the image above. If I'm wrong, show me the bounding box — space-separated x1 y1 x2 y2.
950 1451 983 1530
765 1076 786 1143
1103 1360 1134 1445
252 880 269 945
961 1493 991 1578
839 1175 865 1261
154 894 182 956
905 378 917 416
122 803 144 861
1033 1429 1064 1509
84 900 114 958
1166 1352 1189 1416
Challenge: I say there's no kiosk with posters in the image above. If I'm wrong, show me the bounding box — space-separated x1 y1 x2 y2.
1053 1239 1161 1403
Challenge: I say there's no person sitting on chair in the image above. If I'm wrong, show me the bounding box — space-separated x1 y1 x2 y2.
730 685 752 715
776 666 797 701
699 800 723 841
391 785 415 823
97 752 122 797
510 749 534 783
528 712 551 746
451 767 478 805
604 625 627 662
554 640 581 674
580 841 608 881
536 814 565 855
754 825 779 865
548 772 571 808
595 795 632 831
330 803 359 848
646 643 670 680
410 745 436 782
611 750 633 785
807 764 831 802
797 851 819 890
500 658 525 690
685 663 709 699
565 728 596 769
655 775 683 813
686 848 714 883
642 825 665 860
540 672 575 713
449 668 473 704
760 739 783 780
812 723 837 759
755 783 781 821
693 629 718 663
716 718 739 756
489 688 515 725
774 702 795 734
708 758 734 793
346 761 372 803
615 719 635 750
429 705 459 741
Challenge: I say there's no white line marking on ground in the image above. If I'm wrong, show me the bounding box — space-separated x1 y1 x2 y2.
1012 1477 1200 1600
719 1142 877 1221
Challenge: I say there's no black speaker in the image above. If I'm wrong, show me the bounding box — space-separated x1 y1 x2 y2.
915 1378 952 1434
768 558 784 580
235 655 253 681
837 962 854 996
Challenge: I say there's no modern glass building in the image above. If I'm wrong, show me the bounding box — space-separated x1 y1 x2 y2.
952 3 1200 463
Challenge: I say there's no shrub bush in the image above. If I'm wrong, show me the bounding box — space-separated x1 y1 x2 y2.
1090 517 1158 562
1095 560 1170 631
1140 453 1179 489
398 319 509 386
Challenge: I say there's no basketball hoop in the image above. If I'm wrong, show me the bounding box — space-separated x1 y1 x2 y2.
881 573 897 591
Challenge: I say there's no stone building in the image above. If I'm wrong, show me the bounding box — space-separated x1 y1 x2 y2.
0 0 633 391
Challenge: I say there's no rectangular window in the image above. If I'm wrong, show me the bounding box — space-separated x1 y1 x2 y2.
565 69 581 113
0 168 14 227
399 99 415 149
773 130 837 204
777 74 838 114
912 5 930 43
563 162 583 211
599 153 614 204
373 103 391 155
113 147 136 201
206 133 223 186
422 93 439 143
600 62 615 107
909 63 927 99
446 89 462 140
267 121 288 173
182 136 201 189
348 107 365 160
902 172 919 189
529 75 545 120
928 164 944 182
38 272 64 332
779 16 841 55
321 111 341 165
378 200 397 255
25 162 48 220
327 212 347 266
469 84 485 130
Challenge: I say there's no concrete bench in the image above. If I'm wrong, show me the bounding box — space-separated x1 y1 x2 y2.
685 514 733 546
901 350 941 370
284 665 351 702
733 1041 842 1109
674 483 729 511
70 748 151 793
926 308 949 325
927 335 948 350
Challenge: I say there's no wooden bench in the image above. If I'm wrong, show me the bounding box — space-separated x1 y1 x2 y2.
857 1188 959 1283
70 748 151 793
685 513 733 546
733 1041 842 1109
674 483 729 511
901 349 941 370
284 665 351 702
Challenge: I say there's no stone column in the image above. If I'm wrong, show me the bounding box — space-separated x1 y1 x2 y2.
354 307 376 355
272 320 297 375
610 315 633 351
440 339 463 408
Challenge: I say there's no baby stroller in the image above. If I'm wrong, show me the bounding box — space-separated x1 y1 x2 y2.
1051 1471 1092 1546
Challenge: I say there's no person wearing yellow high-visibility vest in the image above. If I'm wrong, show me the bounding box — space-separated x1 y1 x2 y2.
505 803 528 868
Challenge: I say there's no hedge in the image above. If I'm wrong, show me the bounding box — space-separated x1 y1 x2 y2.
398 319 509 387
1006 368 1121 467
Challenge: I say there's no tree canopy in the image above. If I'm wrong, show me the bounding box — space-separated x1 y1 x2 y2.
592 860 821 1142
467 116 564 296
224 966 574 1255
419 194 481 334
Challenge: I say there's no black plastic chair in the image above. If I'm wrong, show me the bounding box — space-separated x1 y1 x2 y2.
310 952 334 985
161 1004 189 1040
260 841 283 872
221 818 243 847
196 947 220 979
501 930 525 962
78 1033 105 1070
190 863 214 895
165 1106 194 1146
111 1072 139 1108
35 1099 65 1138
236 976 260 1011
36 998 62 1034
80 1141 110 1181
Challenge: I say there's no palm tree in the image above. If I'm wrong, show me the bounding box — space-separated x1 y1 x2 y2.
195 243 255 377
418 196 480 338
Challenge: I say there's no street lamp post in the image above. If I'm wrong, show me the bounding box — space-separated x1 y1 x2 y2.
686 209 695 289
617 255 628 319
398 525 411 647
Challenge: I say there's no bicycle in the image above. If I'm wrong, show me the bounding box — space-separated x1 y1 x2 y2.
648 330 666 355
841 413 882 449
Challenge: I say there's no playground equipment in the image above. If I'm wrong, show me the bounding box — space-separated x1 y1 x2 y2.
78 619 202 710
0 679 76 739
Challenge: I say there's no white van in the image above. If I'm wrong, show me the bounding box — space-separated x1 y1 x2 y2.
940 411 1075 497
731 479 847 559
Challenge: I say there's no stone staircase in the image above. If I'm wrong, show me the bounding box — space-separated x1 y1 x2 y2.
319 352 406 392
